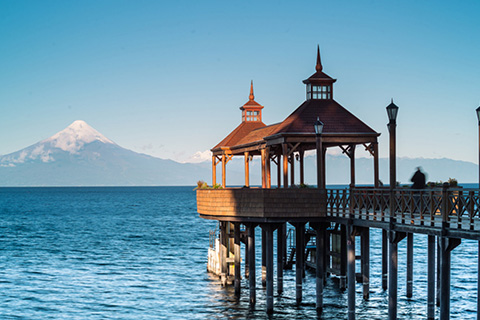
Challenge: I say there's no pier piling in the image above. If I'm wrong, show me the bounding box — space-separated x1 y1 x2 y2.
277 225 284 294
406 232 413 298
295 223 305 305
247 224 256 305
347 225 356 320
427 235 435 320
361 228 370 300
234 223 241 298
263 225 275 314
382 230 388 290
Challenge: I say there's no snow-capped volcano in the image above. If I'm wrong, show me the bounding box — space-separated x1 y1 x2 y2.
44 120 115 153
0 120 210 186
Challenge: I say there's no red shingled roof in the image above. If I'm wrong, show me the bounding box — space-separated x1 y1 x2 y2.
271 99 376 135
235 123 281 146
213 121 266 150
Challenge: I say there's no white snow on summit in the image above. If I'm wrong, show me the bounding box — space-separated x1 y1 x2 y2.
43 120 115 153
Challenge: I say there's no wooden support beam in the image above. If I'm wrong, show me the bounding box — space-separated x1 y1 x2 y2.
263 224 275 314
427 235 435 320
234 223 241 298
248 224 256 305
299 150 305 185
389 231 406 320
282 144 289 188
373 142 380 187
340 224 347 291
277 225 284 294
221 154 226 188
295 223 305 305
382 230 388 290
347 224 356 320
406 233 413 298
314 223 326 313
212 156 216 186
350 145 356 188
266 147 271 188
290 154 295 186
244 152 250 187
361 228 370 300
220 222 228 287
261 149 266 188
277 154 281 188
439 237 461 320
262 228 267 287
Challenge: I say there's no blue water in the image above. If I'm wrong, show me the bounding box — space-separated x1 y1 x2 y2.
0 187 478 319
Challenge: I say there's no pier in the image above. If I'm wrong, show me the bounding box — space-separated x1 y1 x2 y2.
196 48 480 319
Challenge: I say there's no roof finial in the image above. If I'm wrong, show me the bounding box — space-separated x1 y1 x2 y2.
249 80 254 101
316 45 323 72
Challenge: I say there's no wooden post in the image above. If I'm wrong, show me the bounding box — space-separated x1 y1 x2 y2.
299 150 305 185
347 225 356 320
266 147 271 188
290 154 295 186
440 237 461 320
277 154 281 188
234 223 241 298
406 232 413 298
277 225 284 294
437 238 441 307
382 230 388 290
282 144 288 188
245 231 249 279
212 156 217 186
221 154 226 187
261 149 266 188
427 235 435 320
314 223 326 313
248 224 256 305
244 152 250 187
220 222 228 286
361 228 370 300
350 145 356 188
295 223 305 305
373 142 379 187
340 224 347 291
262 224 275 314
389 231 406 320
262 228 266 287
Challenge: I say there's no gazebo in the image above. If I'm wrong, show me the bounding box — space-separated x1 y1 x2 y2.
211 46 380 189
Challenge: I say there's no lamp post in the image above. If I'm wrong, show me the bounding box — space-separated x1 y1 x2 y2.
386 100 399 189
386 99 399 320
314 117 324 189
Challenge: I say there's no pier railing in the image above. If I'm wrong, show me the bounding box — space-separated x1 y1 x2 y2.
327 187 480 231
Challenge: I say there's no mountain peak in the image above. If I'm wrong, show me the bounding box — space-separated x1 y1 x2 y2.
44 120 115 153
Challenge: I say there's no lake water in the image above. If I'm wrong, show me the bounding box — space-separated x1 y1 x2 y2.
0 186 478 319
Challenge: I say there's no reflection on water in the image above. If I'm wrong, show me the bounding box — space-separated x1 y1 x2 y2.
0 187 477 319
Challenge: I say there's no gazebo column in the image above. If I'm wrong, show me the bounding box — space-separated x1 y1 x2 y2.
373 142 380 187
266 147 271 188
282 143 289 188
349 145 356 188
244 152 250 187
322 146 326 189
299 150 305 185
212 156 217 186
277 154 281 188
290 154 295 186
261 149 266 188
221 154 226 187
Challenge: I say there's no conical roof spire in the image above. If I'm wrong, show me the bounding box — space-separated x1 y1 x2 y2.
249 80 254 101
316 45 323 72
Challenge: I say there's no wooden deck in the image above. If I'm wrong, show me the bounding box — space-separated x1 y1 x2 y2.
197 186 480 240
197 188 325 221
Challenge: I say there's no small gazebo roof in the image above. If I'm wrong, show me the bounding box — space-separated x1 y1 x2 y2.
213 121 266 150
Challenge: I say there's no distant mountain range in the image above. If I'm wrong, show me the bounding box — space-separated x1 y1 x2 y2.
0 121 477 186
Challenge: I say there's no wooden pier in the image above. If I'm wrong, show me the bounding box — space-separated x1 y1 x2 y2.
197 48 480 319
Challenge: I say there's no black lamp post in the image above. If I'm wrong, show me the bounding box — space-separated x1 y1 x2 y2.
386 100 399 189
314 117 324 189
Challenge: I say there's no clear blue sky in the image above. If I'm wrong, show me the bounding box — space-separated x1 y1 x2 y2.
1 0 479 163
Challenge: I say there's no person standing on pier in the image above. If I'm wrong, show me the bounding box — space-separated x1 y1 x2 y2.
411 167 426 189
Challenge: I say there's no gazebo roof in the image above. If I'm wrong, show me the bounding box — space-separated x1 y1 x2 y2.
213 121 266 150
